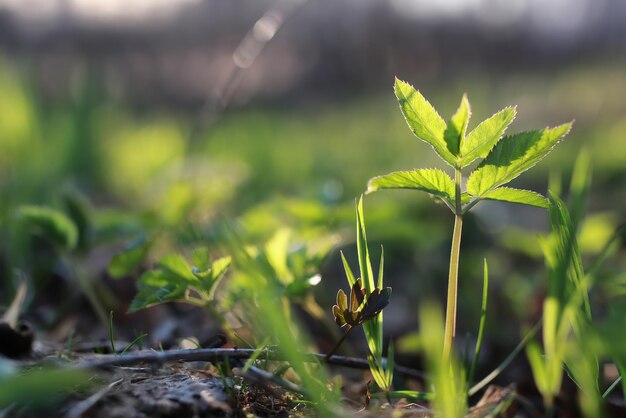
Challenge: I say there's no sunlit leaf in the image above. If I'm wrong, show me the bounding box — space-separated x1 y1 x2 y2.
193 255 231 298
460 106 516 167
356 197 375 294
156 253 197 283
479 187 548 208
367 169 455 204
444 94 471 156
128 270 188 312
394 78 455 166
467 123 572 196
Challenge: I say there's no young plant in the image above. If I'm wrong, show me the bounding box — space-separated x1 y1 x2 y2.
367 79 571 360
129 248 231 312
335 197 393 392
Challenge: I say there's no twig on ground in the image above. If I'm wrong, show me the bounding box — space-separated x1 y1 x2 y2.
73 347 425 381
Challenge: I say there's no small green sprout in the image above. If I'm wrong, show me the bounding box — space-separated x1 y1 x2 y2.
333 197 394 393
129 249 231 312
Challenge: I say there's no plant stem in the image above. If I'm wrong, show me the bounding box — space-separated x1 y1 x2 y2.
443 168 463 361
326 326 354 360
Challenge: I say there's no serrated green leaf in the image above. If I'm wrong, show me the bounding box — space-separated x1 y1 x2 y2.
129 270 188 312
444 94 471 157
157 253 198 283
129 283 187 312
17 205 78 251
194 256 231 298
479 187 548 208
460 106 516 167
367 169 455 204
394 78 455 167
466 123 572 196
108 236 152 278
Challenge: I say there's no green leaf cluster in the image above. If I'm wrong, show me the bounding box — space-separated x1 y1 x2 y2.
332 278 391 327
228 228 329 301
129 249 231 312
367 78 573 211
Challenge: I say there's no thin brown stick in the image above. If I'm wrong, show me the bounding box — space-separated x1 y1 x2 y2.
326 326 354 360
73 347 425 381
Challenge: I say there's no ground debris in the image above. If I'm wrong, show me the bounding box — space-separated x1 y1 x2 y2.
65 373 232 418
467 385 515 418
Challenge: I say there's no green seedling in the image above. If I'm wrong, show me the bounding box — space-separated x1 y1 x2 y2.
129 248 231 312
336 197 394 392
129 247 240 343
367 78 571 360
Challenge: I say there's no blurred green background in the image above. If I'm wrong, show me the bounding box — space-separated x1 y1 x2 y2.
0 0 625 361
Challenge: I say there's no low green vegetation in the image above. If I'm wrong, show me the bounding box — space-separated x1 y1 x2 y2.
1 58 626 417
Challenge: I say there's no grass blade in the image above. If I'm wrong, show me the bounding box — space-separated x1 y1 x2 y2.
468 259 489 388
469 320 541 396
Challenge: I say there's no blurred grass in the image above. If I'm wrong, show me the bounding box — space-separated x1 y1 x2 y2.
2 58 626 209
